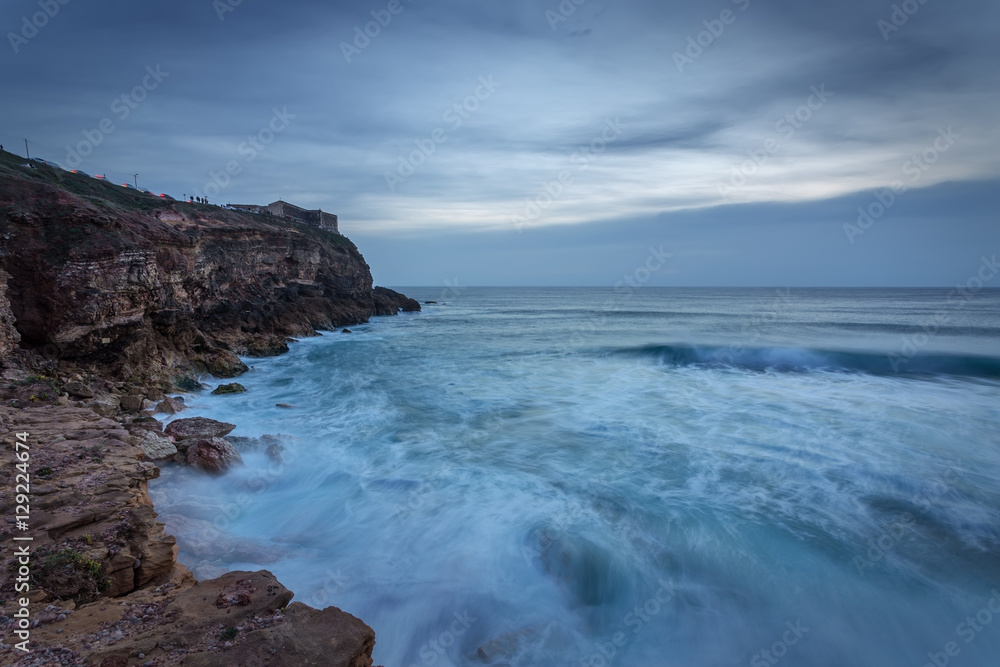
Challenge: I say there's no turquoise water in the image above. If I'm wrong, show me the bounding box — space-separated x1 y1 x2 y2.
150 288 1000 666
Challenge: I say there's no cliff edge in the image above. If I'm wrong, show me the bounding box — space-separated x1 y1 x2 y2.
0 151 406 665
0 150 418 387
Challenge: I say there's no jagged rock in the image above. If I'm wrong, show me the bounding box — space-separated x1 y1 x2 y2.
86 393 120 416
145 387 167 401
0 269 20 357
373 285 421 315
154 396 186 414
135 429 178 461
186 437 243 474
65 381 95 398
119 395 144 412
206 350 250 378
165 416 236 440
265 442 285 465
212 382 247 395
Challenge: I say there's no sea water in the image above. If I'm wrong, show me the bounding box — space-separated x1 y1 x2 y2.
149 288 1000 666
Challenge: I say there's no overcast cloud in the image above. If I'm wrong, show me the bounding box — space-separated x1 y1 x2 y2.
2 0 998 285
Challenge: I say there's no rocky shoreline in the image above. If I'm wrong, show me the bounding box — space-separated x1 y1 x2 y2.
0 153 411 664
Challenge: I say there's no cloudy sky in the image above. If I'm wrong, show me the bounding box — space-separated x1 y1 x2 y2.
2 0 998 286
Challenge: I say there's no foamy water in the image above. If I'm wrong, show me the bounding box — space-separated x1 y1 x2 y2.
150 288 1000 666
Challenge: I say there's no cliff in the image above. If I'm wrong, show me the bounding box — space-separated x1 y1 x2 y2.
0 151 418 387
0 151 410 665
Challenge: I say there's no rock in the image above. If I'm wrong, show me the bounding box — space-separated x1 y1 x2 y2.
264 442 284 465
119 395 144 412
155 396 186 414
86 393 120 417
342 328 352 334
212 382 247 395
424 301 437 304
165 416 236 440
373 286 421 315
141 398 157 411
186 437 243 474
145 387 167 402
180 596 375 667
65 381 95 399
205 350 250 378
275 403 295 409
135 430 178 461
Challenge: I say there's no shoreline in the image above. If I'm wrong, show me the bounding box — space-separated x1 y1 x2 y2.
0 349 382 666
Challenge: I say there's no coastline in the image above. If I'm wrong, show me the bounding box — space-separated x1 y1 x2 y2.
0 158 419 665
0 338 385 666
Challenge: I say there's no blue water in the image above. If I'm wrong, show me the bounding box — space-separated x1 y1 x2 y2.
150 288 1000 666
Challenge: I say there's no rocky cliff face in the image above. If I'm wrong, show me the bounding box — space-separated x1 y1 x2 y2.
0 154 404 665
0 155 418 386
0 269 20 358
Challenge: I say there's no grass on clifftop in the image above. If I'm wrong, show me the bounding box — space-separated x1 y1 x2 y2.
0 148 358 252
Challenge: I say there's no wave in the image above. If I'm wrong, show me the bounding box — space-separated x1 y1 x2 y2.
601 344 1000 379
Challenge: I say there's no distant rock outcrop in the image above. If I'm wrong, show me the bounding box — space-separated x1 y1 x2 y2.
0 156 418 388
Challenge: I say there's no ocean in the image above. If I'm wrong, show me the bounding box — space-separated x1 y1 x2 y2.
149 287 1000 666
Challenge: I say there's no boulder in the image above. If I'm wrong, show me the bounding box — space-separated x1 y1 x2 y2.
186 437 243 474
65 381 94 399
212 382 247 395
155 396 186 414
86 393 120 417
119 395 144 412
165 416 236 440
135 430 178 461
205 350 250 378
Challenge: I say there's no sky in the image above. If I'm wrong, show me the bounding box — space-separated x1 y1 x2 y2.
2 0 998 286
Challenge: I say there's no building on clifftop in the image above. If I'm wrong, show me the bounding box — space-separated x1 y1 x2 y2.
231 200 339 234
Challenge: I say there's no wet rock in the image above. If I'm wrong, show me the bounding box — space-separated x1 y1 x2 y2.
165 416 236 440
205 350 250 378
265 442 284 465
212 382 247 395
186 437 243 474
135 430 178 461
275 403 295 409
155 396 186 414
145 387 166 402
